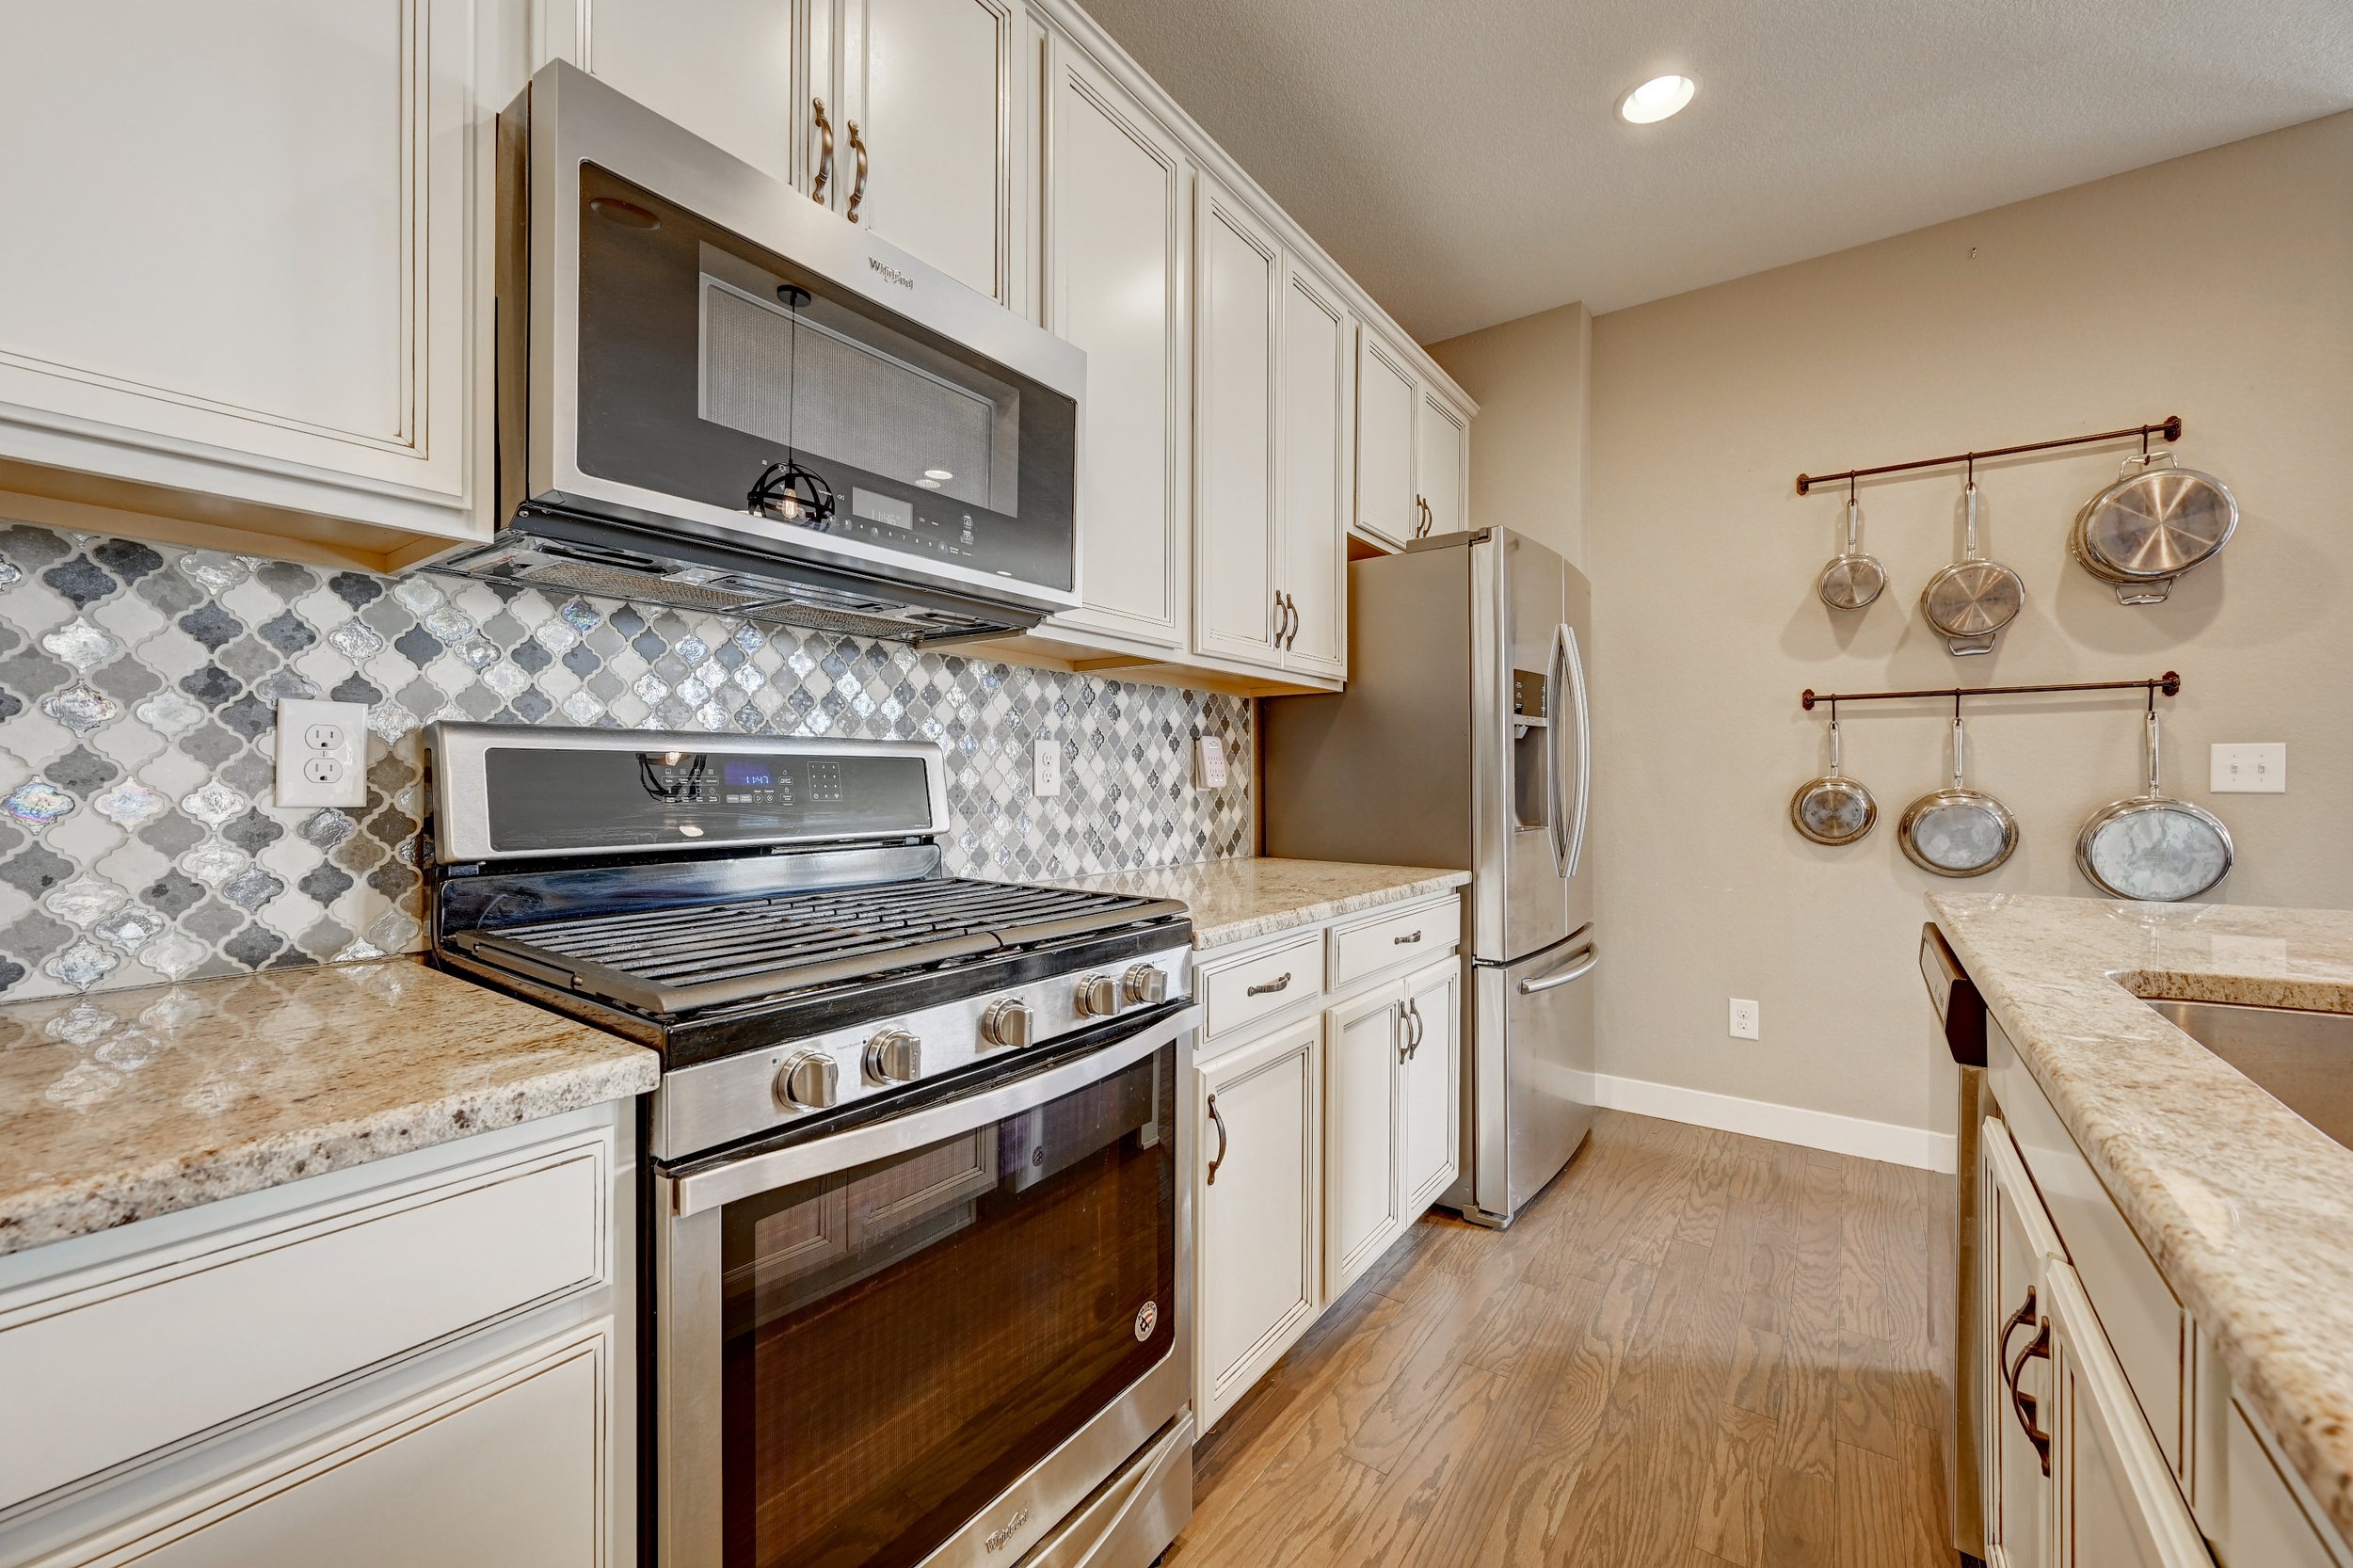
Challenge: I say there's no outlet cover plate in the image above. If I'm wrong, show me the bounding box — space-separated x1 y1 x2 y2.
1032 736 1063 798
274 698 369 808
2210 743 2285 794
1729 998 1760 1041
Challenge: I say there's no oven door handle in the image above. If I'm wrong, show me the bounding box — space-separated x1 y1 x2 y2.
668 1004 1201 1217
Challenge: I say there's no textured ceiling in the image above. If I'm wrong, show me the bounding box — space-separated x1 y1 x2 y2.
1077 0 2353 341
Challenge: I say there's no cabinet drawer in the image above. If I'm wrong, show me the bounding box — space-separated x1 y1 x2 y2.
1330 899 1460 990
1201 933 1326 1041
0 1135 606 1513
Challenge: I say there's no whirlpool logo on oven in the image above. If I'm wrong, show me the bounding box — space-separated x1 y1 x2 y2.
868 256 915 289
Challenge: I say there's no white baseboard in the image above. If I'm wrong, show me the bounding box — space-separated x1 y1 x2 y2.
1592 1073 1956 1174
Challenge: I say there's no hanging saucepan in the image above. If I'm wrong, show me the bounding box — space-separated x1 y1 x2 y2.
1900 715 2018 877
1817 492 1886 611
1791 713 1878 844
2075 711 2233 901
2071 451 2237 605
1920 479 2023 656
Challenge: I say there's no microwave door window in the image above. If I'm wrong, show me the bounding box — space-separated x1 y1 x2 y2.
569 164 1076 592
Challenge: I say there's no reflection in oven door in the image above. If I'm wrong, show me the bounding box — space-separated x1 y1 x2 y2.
670 1031 1180 1568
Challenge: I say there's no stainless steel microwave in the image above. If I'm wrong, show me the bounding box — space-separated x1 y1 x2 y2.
433 61 1084 643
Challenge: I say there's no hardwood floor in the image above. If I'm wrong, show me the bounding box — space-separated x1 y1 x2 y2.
1169 1110 1955 1568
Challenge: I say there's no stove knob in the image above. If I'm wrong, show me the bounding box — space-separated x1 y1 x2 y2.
774 1051 840 1111
1075 974 1122 1018
980 997 1034 1049
864 1027 923 1085
1122 963 1169 1006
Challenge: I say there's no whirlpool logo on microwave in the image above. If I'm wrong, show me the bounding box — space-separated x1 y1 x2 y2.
868 256 915 290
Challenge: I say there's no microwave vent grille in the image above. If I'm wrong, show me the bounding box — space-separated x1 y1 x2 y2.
503 557 782 615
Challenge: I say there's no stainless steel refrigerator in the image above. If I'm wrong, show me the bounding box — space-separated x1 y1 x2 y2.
1262 527 1593 1228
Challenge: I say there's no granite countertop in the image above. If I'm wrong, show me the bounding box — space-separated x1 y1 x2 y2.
0 959 659 1259
1929 892 2353 1541
1055 857 1470 950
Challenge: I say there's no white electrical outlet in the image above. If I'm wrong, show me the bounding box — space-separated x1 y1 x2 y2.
274 698 369 808
1032 736 1063 797
1728 998 1760 1041
1192 736 1228 791
2210 743 2285 794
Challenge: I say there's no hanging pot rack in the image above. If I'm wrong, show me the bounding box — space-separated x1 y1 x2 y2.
1800 672 2180 713
1796 416 2182 496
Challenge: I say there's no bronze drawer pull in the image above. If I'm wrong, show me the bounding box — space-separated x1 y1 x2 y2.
1246 972 1291 997
2000 1287 2054 1476
1392 931 1423 945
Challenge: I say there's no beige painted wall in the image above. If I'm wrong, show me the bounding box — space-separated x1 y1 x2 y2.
1426 301 1593 568
1583 111 2353 1138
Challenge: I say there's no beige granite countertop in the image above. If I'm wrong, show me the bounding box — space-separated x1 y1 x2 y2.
0 959 658 1258
1054 857 1470 950
1929 893 2353 1541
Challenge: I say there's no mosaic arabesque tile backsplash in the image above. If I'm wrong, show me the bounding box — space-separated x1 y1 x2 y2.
0 522 1252 1002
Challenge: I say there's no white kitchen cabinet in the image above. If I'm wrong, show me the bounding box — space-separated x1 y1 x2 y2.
1400 954 1463 1214
1353 330 1421 550
1323 987 1404 1299
1276 260 1352 679
560 0 806 187
839 0 1027 303
1984 1117 2062 1568
1040 38 1189 649
0 0 488 556
1195 1016 1321 1432
556 0 1026 305
1190 172 1283 670
1416 383 1471 539
2047 1264 2211 1568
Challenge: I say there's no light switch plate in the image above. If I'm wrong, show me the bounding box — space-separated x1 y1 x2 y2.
2210 743 2285 793
1192 736 1228 791
1032 736 1063 798
274 698 369 808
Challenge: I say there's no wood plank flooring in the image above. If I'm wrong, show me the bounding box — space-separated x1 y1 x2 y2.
1168 1110 1954 1568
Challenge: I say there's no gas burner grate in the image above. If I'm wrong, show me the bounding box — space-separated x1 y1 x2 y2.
447 878 1185 1016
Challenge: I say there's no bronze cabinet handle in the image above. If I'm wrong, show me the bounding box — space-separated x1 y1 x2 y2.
1406 1000 1424 1057
811 98 835 202
846 120 869 221
1284 592 1299 648
1392 930 1423 945
2000 1290 2054 1477
1246 971 1291 997
1206 1093 1228 1185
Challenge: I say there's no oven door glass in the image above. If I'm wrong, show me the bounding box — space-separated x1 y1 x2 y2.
713 1040 1175 1567
573 165 1077 592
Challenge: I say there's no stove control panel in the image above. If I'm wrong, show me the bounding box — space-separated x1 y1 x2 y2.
652 940 1197 1160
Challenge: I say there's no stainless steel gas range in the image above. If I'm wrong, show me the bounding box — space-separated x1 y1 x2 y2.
423 723 1199 1568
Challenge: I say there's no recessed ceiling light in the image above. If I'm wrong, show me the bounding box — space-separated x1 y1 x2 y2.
1618 73 1695 125
916 478 941 489
923 468 953 481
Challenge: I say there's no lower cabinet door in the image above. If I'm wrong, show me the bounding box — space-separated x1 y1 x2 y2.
1323 987 1403 1300
2047 1264 2208 1567
1196 1016 1322 1431
1399 955 1462 1216
54 1327 610 1568
1985 1118 2066 1568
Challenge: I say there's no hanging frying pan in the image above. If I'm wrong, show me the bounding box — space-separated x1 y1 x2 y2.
1817 492 1886 611
1920 479 2024 656
1899 716 2018 876
2071 451 2237 605
1791 713 1878 844
2074 710 2233 901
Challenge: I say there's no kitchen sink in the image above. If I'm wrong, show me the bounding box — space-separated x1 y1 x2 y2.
2143 998 2353 1151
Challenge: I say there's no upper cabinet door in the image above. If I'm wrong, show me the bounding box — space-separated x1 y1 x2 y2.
844 0 1023 303
569 0 804 188
1043 40 1187 649
0 0 480 536
1353 332 1419 548
1276 262 1351 679
1191 175 1282 668
1416 387 1469 538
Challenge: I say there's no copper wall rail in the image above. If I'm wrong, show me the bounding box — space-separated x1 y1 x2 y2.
1800 673 2181 712
1796 417 2182 496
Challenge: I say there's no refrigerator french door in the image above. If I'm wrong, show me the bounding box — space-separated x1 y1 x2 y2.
1261 526 1595 1227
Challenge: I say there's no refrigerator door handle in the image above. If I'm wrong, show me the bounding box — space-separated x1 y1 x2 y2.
1555 622 1592 882
1517 939 1598 995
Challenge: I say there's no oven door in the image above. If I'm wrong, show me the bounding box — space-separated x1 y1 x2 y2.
658 1004 1196 1568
